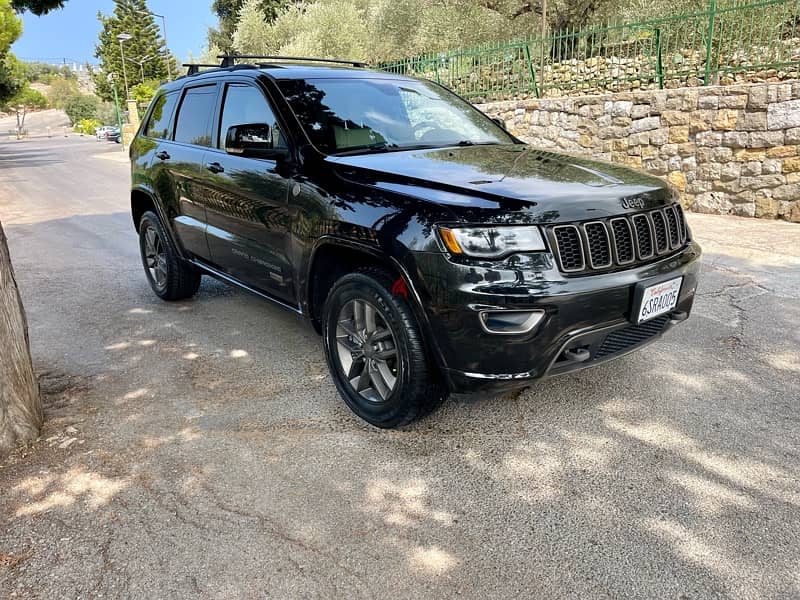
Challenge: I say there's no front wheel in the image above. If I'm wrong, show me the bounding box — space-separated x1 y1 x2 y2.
322 268 447 428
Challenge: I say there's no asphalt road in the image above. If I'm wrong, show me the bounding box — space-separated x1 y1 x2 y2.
1 136 799 599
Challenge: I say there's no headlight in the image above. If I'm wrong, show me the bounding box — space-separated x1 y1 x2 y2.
438 226 546 259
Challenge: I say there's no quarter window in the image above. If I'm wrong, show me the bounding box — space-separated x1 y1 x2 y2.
143 92 178 139
174 86 217 147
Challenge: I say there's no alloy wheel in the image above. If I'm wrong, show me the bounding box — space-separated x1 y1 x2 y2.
335 299 400 403
143 224 168 291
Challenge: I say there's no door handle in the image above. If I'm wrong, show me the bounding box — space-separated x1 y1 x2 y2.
155 150 170 161
206 162 224 174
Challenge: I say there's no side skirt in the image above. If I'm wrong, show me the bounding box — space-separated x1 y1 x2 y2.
189 259 305 317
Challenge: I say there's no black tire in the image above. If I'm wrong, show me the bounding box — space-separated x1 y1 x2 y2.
322 268 447 428
138 211 201 301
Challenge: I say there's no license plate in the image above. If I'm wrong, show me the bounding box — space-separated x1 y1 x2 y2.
636 277 682 324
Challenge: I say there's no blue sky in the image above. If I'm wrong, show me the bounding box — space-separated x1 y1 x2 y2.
12 0 216 65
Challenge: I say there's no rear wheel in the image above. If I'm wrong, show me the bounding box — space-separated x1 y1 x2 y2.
138 211 201 301
323 268 446 428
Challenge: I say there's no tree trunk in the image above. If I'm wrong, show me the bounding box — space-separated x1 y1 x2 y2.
0 220 42 455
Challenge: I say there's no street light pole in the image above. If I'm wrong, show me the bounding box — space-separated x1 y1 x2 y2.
137 10 171 80
117 33 133 98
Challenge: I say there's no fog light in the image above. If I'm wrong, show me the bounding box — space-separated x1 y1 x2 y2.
479 310 545 335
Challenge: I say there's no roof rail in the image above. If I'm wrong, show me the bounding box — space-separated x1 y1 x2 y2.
182 63 222 76
217 54 368 68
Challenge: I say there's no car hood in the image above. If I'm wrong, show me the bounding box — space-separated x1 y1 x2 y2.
327 144 673 223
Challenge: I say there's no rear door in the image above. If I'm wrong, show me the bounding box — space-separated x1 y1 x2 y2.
202 80 295 302
151 83 220 261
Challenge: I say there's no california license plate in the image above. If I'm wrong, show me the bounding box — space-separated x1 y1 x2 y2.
635 277 682 324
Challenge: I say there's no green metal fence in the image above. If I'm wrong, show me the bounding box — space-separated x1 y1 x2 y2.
378 0 800 100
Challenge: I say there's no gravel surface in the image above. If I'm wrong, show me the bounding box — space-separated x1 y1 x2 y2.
1 136 799 599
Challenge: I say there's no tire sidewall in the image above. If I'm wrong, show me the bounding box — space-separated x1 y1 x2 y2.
138 212 171 298
323 274 418 427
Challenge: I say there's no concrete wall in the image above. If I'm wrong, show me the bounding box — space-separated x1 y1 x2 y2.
477 82 800 222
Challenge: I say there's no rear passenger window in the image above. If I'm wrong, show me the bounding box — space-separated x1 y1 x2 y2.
174 86 217 147
143 92 178 139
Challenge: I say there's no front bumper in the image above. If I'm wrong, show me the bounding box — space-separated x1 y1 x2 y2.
409 241 702 393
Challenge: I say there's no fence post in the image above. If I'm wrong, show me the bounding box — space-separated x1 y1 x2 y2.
703 0 717 85
524 44 541 98
654 28 664 89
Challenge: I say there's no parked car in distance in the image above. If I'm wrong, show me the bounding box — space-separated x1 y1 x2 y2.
107 127 121 143
129 56 702 428
95 125 115 140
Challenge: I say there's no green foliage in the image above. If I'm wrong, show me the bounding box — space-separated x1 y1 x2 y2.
96 101 120 126
74 117 102 135
11 0 65 15
92 0 177 101
46 76 79 108
208 0 289 53
23 61 75 82
0 84 47 111
0 51 24 101
0 0 22 53
63 93 99 124
131 80 157 104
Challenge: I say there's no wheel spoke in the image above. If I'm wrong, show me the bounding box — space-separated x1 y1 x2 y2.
374 348 396 360
338 319 361 342
375 361 397 394
336 334 360 353
355 361 371 391
353 300 366 332
371 328 392 342
364 303 377 334
347 355 366 380
369 363 390 401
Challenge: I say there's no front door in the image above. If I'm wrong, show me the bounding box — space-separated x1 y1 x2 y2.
203 81 294 303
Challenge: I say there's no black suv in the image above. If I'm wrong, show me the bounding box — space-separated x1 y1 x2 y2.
130 56 701 428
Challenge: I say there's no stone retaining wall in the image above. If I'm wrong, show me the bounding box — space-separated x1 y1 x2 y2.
477 82 800 221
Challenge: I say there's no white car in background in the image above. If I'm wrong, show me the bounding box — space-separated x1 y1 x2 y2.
95 126 115 140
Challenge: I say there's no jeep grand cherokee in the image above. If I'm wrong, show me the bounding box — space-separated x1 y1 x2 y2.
130 56 702 428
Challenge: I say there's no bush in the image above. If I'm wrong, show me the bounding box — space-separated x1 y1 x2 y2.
63 94 99 125
74 118 102 135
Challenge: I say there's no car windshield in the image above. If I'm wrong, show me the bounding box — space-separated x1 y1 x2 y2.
278 77 514 155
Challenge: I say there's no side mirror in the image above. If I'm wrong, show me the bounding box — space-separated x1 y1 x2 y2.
225 124 288 160
491 117 507 130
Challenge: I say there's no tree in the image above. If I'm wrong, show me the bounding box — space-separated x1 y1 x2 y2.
1 84 47 137
92 0 176 101
11 0 65 14
0 221 43 456
63 93 99 124
0 0 23 101
46 75 80 107
208 0 290 53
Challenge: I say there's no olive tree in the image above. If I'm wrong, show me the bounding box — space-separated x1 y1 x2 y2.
0 221 42 455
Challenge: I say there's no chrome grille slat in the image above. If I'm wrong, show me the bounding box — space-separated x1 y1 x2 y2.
548 203 688 275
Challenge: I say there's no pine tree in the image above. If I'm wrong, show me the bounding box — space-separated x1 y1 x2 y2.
91 0 177 102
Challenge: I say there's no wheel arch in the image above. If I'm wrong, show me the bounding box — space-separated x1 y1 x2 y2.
304 237 450 377
131 186 187 260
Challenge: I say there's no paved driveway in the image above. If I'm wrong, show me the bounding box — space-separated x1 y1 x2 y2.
1 136 799 599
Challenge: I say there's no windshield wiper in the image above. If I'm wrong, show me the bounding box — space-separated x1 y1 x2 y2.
332 142 400 156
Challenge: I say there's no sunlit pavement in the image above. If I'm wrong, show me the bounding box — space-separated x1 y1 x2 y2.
1 135 799 598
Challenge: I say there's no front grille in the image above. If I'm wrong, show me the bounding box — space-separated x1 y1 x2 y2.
595 314 671 359
549 204 688 275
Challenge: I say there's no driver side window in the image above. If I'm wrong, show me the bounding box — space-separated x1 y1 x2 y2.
218 83 287 151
